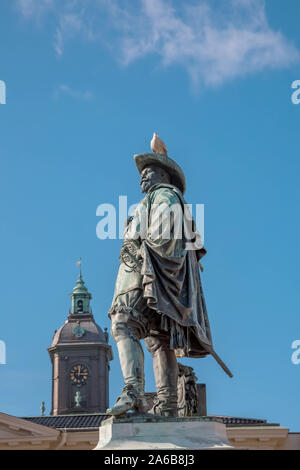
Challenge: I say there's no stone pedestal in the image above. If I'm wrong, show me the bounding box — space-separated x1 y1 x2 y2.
94 415 233 450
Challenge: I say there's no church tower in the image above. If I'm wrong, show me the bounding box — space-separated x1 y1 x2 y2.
48 269 113 416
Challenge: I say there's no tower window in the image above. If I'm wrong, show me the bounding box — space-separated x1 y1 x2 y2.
77 300 83 312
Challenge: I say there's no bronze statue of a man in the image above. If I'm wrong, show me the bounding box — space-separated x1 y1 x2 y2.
107 151 232 417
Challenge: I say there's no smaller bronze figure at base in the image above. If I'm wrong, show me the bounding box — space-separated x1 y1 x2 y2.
107 141 232 418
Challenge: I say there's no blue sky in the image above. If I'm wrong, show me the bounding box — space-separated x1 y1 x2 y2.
1 0 300 431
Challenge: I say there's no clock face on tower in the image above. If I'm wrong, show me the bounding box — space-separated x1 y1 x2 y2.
69 364 89 385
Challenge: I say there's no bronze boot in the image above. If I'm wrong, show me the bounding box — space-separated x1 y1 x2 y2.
148 345 179 417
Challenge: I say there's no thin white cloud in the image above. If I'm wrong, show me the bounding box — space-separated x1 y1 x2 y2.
54 11 86 56
15 0 300 87
16 0 54 20
54 84 93 101
54 28 64 56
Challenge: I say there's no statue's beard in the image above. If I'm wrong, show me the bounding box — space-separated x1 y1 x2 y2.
140 180 152 193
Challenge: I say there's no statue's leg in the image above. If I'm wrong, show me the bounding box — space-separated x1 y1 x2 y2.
107 318 148 416
145 332 179 417
107 291 149 416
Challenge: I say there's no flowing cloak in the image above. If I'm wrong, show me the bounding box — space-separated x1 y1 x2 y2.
112 183 232 378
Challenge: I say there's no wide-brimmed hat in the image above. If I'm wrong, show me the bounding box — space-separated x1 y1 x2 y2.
134 153 186 195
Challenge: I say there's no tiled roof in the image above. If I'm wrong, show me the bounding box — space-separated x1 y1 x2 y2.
23 413 277 431
23 413 107 430
207 415 276 427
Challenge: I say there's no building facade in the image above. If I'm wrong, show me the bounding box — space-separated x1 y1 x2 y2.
48 271 113 415
0 412 299 450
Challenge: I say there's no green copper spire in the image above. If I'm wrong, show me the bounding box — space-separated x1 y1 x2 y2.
70 259 92 314
40 401 46 416
73 271 88 294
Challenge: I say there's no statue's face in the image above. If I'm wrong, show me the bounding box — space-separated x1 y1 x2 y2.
140 165 169 193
